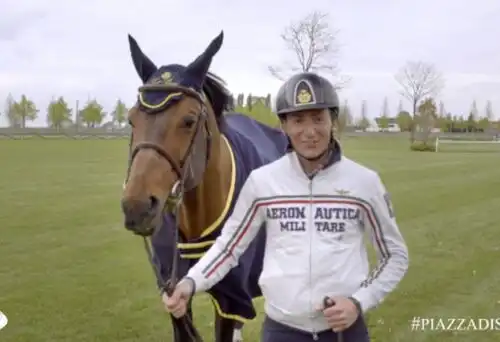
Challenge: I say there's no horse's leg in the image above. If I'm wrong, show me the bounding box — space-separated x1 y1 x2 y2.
214 312 238 342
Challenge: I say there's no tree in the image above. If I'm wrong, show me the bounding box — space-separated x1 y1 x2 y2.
435 101 447 132
80 99 106 128
344 101 353 126
416 98 437 143
466 100 479 132
485 100 494 122
111 99 128 128
47 97 72 130
337 99 353 135
394 61 444 142
396 111 412 132
476 117 490 131
438 101 446 117
229 95 235 109
265 94 271 109
397 100 404 114
453 115 467 132
378 116 390 130
375 97 390 130
356 100 370 131
381 97 390 122
360 100 367 119
470 100 478 120
236 93 244 107
440 113 453 132
246 94 253 112
268 11 349 89
380 97 390 118
4 94 20 127
12 94 38 128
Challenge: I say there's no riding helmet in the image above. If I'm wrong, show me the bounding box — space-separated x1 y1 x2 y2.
274 72 339 118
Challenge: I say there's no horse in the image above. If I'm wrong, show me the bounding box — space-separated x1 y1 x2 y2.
120 31 289 342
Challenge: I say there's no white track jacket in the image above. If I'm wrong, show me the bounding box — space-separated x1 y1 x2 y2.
186 152 409 334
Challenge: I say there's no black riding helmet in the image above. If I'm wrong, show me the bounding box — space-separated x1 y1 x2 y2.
275 72 341 162
275 72 340 119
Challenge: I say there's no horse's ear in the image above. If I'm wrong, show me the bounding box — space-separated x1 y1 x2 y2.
128 34 158 83
185 31 224 84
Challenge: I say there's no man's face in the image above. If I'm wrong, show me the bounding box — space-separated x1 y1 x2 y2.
281 108 333 159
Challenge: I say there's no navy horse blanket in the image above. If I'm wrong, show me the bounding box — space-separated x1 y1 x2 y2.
151 113 288 322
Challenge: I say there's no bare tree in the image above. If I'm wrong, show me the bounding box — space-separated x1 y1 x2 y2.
395 61 444 141
268 11 349 89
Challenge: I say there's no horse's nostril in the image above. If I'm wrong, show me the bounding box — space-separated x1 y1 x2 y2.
149 196 159 211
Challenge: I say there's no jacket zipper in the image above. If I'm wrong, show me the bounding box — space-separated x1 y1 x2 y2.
308 179 318 340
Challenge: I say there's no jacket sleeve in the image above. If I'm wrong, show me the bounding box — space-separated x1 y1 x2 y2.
184 172 266 293
352 173 409 313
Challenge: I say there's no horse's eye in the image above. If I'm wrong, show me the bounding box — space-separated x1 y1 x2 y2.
182 116 196 128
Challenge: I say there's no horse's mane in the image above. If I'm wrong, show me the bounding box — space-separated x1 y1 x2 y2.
203 71 233 129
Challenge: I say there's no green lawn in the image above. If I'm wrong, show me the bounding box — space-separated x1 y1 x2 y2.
1 136 499 342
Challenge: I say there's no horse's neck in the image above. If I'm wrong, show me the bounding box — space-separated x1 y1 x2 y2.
179 134 233 240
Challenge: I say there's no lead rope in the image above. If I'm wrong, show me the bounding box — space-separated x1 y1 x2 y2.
142 235 203 341
125 133 202 341
323 297 343 342
141 178 204 342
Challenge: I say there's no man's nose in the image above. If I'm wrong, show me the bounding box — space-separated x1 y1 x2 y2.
303 125 317 137
121 196 160 230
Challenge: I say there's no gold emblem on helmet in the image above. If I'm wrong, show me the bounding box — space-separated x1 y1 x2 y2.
297 89 312 104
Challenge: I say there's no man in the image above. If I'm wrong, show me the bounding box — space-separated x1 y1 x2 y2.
163 72 409 341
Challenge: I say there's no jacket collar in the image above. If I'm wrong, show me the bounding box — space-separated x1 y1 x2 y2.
288 139 343 180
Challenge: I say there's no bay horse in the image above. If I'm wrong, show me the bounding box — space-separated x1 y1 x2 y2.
120 31 289 342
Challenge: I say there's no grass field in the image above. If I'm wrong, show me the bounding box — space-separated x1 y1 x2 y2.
1 135 499 342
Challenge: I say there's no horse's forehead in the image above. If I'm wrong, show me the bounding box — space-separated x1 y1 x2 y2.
147 65 185 85
138 65 202 114
146 64 203 90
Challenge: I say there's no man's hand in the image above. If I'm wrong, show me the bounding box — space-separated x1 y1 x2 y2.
322 296 360 332
161 278 194 318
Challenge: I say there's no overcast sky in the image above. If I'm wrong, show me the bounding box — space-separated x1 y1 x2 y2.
1 0 499 127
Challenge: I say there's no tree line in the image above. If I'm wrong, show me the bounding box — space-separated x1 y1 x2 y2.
2 91 498 137
368 97 497 132
2 94 129 130
232 93 499 135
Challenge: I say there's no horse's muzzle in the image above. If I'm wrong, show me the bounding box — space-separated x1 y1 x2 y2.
121 196 160 235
